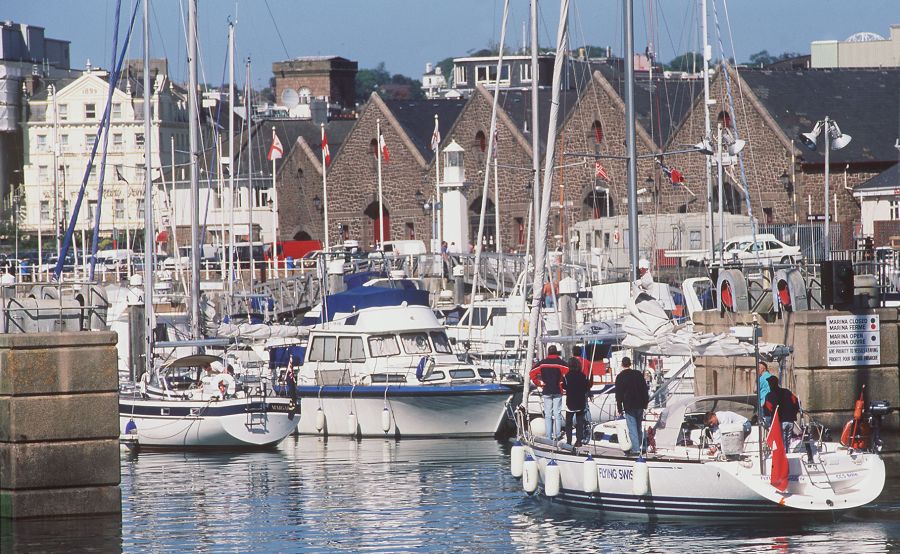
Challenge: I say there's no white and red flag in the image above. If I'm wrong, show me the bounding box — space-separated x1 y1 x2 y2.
766 407 790 493
379 133 390 162
594 161 610 181
267 132 283 161
430 118 441 152
322 130 331 168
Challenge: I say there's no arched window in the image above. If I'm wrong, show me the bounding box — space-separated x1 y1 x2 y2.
591 120 604 144
475 131 486 153
717 110 732 129
297 167 304 181
369 138 378 158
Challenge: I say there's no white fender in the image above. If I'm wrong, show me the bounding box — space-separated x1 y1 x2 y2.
315 408 326 432
544 460 561 497
632 456 650 496
522 455 538 494
582 454 598 493
381 407 391 433
347 412 358 437
510 441 525 478
614 418 633 453
529 417 547 437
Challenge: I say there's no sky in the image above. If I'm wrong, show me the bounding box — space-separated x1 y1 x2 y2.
6 1 899 88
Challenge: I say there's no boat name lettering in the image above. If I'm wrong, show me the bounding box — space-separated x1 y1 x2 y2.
832 472 859 480
597 466 633 481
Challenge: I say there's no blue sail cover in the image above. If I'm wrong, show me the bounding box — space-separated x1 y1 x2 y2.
323 286 429 322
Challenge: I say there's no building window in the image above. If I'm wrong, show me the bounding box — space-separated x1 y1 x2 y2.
60 134 69 151
89 165 97 182
85 103 96 119
112 103 122 119
717 110 732 129
406 221 415 239
453 65 467 85
689 230 701 250
86 134 96 148
58 104 68 121
890 200 900 220
36 134 47 150
763 207 774 224
515 217 525 245
475 131 486 153
592 121 604 144
136 133 145 147
475 64 510 85
520 63 532 82
255 187 271 207
40 201 50 222
38 165 49 183
114 198 125 220
88 200 97 220
137 198 145 220
114 164 125 181
340 224 350 241
113 133 123 148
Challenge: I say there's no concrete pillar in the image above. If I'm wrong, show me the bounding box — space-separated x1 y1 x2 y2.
327 259 345 294
453 265 466 305
558 277 578 338
0 332 121 520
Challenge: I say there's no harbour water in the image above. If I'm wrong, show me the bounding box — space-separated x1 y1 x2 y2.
4 437 899 552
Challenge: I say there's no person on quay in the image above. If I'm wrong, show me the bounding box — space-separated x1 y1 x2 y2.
563 357 590 447
633 258 654 295
704 410 751 455
529 345 568 440
763 375 801 450
757 361 774 415
615 356 649 455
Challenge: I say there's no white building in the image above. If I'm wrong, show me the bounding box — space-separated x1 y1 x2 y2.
853 164 900 241
22 61 196 241
421 63 448 99
812 26 900 68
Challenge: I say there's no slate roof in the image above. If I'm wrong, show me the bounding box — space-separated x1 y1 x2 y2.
494 88 581 154
382 98 467 161
739 68 900 164
595 62 703 148
855 163 900 193
233 118 355 178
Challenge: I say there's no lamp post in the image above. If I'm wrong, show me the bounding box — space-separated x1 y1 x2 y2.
799 116 851 261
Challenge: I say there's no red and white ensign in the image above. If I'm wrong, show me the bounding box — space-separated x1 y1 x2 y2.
268 133 284 161
595 161 610 181
379 133 390 162
322 130 331 168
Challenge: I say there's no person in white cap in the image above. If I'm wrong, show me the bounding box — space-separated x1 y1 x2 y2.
633 258 654 294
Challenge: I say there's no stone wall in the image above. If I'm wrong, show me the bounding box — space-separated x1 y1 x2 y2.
276 137 325 241
693 308 899 453
0 331 122 519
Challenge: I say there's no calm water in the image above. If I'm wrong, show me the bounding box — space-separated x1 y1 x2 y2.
4 437 899 552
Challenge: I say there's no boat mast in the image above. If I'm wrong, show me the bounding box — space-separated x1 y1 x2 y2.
142 0 155 376
701 0 715 264
228 21 236 299
187 0 201 342
624 0 639 279
246 59 256 282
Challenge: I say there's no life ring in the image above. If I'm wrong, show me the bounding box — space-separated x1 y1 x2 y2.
613 229 621 244
518 319 530 334
215 374 237 398
416 356 435 381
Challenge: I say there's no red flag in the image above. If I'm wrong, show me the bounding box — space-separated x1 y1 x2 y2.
321 130 331 168
766 407 789 492
379 133 390 162
268 133 283 161
594 161 610 181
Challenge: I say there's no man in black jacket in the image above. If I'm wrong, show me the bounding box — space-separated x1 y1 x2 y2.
563 357 590 447
763 375 801 450
615 357 649 455
529 345 568 440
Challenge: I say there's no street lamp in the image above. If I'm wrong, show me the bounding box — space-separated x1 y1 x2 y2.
779 171 792 193
312 195 322 213
799 117 851 260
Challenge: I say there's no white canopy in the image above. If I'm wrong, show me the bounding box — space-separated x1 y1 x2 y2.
214 322 309 340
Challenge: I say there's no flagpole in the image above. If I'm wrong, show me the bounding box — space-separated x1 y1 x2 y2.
321 123 330 251
227 20 235 300
494 153 502 294
271 126 279 277
434 114 441 253
376 118 385 247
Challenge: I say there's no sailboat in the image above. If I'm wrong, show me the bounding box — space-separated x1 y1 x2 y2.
118 0 299 449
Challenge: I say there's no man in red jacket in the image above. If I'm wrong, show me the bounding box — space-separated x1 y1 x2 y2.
530 345 569 440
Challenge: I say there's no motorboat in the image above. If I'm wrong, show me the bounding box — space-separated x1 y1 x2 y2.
291 286 516 438
119 353 299 450
516 392 886 520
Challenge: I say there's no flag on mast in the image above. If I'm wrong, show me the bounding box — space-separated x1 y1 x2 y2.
594 161 610 181
379 133 390 162
322 130 331 168
430 118 441 152
657 159 685 185
766 406 790 492
268 132 283 161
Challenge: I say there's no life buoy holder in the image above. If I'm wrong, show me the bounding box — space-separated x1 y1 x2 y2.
613 229 621 244
518 319 529 334
215 374 237 398
416 356 435 381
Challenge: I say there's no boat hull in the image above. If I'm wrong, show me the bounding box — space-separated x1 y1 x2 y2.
525 442 886 521
119 395 299 449
296 384 514 438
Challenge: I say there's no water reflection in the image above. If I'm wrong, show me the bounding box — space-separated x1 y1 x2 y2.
2 438 897 552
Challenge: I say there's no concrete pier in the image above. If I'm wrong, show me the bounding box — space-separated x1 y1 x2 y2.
693 308 899 455
0 332 121 519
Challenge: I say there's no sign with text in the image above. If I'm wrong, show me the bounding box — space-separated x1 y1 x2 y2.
826 315 880 367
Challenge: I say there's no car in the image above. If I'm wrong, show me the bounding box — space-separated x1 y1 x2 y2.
723 234 802 265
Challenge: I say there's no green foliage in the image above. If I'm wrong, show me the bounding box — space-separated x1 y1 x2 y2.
746 50 804 67
666 52 703 72
356 62 424 101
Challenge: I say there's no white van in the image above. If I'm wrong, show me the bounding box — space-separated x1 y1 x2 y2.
376 240 427 257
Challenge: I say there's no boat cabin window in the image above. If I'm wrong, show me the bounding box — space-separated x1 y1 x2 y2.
449 368 476 379
478 368 496 379
371 374 408 384
308 336 337 362
424 370 445 382
400 333 431 354
368 334 400 357
578 342 612 362
459 307 490 327
337 336 366 362
430 331 453 354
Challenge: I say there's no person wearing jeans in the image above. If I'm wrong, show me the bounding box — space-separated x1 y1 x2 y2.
614 356 649 455
529 345 569 440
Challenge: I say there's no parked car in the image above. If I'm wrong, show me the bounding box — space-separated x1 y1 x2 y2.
723 234 802 265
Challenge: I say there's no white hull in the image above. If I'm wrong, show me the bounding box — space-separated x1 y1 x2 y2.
524 439 886 520
119 395 299 448
297 385 513 438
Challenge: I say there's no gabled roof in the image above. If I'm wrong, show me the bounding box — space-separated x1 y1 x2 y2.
382 99 467 161
739 68 900 164
854 163 900 194
595 63 702 148
494 88 581 154
233 118 354 178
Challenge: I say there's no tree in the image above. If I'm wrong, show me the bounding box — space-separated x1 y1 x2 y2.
355 62 424 101
666 52 703 72
748 50 777 67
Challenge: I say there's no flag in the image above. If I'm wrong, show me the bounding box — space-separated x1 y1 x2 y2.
491 127 499 159
658 160 685 186
322 130 331 168
430 118 441 152
286 355 295 383
379 133 390 162
594 161 610 181
766 407 789 492
115 167 129 183
268 133 284 161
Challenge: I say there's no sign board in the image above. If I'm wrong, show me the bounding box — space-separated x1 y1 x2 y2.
826 315 880 367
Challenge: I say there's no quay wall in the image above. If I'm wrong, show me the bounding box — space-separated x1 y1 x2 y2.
692 308 900 455
0 332 121 519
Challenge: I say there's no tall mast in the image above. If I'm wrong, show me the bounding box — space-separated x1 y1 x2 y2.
701 0 714 263
624 0 639 278
188 0 201 341
227 21 235 298
246 58 255 282
523 0 541 397
142 0 155 376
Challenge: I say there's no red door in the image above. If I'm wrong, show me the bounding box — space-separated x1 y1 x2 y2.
373 215 391 244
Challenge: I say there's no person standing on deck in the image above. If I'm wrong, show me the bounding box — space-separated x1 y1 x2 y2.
563 357 590 447
529 345 568 440
615 357 649 455
758 361 774 418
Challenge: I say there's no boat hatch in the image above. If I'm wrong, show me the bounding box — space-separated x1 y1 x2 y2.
371 374 408 384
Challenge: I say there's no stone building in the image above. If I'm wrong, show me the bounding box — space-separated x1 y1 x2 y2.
271 56 357 112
